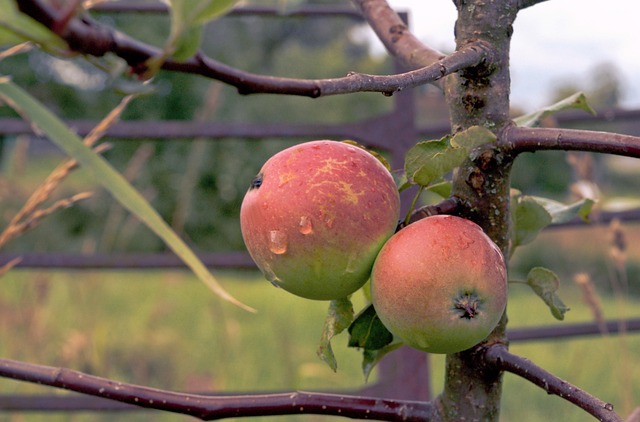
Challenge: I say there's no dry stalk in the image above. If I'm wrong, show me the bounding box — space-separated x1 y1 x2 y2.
0 42 34 61
606 218 633 415
0 257 22 279
172 82 223 234
573 272 607 334
0 95 134 250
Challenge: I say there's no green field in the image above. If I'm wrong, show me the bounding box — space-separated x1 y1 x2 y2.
0 269 638 421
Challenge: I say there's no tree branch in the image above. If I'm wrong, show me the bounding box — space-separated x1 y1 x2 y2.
485 345 623 422
397 196 461 229
351 0 445 69
14 0 487 97
510 0 551 10
0 358 437 421
502 126 640 159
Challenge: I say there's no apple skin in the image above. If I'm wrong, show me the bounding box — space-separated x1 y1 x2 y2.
240 140 400 300
371 215 507 354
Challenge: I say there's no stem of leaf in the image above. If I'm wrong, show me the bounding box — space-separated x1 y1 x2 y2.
403 185 425 226
508 279 527 285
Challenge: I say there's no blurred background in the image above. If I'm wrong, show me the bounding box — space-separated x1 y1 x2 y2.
0 0 638 421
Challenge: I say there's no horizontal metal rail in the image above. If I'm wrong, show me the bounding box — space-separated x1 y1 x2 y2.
1 206 638 270
0 114 420 151
90 3 366 19
0 252 255 269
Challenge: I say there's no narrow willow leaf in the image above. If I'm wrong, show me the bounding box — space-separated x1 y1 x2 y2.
513 92 596 128
170 24 204 61
526 267 570 320
0 0 66 49
166 0 236 60
193 0 237 24
316 298 354 372
511 194 553 249
347 304 393 350
529 196 594 224
362 342 402 382
0 78 255 312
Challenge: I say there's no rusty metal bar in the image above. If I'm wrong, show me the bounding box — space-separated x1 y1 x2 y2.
0 116 404 151
0 252 255 269
90 3 365 19
507 318 640 342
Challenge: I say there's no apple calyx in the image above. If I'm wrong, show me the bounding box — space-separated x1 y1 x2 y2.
250 173 263 189
453 291 481 320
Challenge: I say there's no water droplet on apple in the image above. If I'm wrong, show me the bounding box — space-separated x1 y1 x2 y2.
299 216 313 235
345 252 359 273
268 230 288 255
262 263 282 288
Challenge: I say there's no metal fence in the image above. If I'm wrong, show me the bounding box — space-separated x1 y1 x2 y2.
1 4 639 415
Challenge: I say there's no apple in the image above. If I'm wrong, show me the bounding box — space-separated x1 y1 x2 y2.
371 215 507 354
240 140 400 300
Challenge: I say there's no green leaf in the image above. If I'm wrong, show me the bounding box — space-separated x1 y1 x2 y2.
450 125 497 150
404 126 496 188
192 0 237 24
528 196 594 224
170 24 204 62
316 298 354 372
362 342 402 382
166 0 237 60
0 77 254 313
347 304 398 381
427 180 452 198
347 304 393 350
405 136 456 187
341 140 391 171
526 267 570 320
0 0 66 49
511 193 553 249
513 92 596 128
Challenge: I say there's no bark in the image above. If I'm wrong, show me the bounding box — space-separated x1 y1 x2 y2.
439 1 519 420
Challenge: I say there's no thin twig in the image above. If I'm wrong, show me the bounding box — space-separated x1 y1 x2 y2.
0 358 437 421
511 0 551 10
16 0 489 97
485 345 623 422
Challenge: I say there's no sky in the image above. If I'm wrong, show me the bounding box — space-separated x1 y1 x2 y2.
378 0 640 111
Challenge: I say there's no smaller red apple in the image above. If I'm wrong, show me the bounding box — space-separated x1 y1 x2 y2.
371 215 507 354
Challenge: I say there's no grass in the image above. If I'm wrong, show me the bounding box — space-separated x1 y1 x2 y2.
0 269 638 421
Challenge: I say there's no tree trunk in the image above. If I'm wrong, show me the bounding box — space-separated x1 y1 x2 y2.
439 1 518 420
